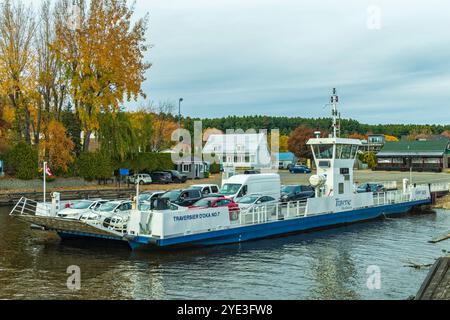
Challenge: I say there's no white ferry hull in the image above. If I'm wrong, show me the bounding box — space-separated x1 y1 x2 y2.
125 199 430 250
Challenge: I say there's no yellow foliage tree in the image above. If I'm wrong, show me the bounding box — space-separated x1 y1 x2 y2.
0 0 37 144
384 135 399 142
53 0 150 152
40 120 74 173
279 135 289 152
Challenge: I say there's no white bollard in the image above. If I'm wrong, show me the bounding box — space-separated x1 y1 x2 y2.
402 178 409 194
51 192 61 217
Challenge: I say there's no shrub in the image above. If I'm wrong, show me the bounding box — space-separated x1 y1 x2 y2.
359 152 377 169
75 152 113 181
117 153 174 173
209 163 221 174
5 142 38 180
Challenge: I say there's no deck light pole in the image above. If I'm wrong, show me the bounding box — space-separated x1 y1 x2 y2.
178 98 184 130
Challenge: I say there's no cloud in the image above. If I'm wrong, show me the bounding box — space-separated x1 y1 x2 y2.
94 1 450 124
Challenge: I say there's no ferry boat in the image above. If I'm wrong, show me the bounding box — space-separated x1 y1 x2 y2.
10 89 432 250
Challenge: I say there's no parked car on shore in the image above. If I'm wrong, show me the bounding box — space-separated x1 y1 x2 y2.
163 170 188 183
244 170 261 175
151 172 172 184
356 183 385 193
57 200 108 220
160 189 203 207
128 174 153 185
281 185 315 202
188 184 220 196
289 165 312 174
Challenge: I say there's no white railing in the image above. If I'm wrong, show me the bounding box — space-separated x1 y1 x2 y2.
380 181 398 190
429 182 450 193
238 201 307 227
372 190 412 207
10 197 51 217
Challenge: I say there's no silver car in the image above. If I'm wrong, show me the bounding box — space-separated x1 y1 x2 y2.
236 194 278 214
80 200 132 225
57 200 107 220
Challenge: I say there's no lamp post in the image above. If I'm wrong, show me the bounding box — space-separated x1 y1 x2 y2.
178 98 184 129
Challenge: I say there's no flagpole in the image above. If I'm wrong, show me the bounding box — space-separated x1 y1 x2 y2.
43 162 47 204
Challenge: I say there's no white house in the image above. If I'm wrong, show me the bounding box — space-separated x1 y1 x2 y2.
203 133 272 169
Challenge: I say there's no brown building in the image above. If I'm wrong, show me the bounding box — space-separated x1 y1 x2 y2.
376 139 450 172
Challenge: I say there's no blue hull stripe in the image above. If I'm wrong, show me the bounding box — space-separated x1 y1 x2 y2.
129 199 430 249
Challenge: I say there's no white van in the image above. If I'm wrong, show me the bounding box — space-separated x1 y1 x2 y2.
220 174 281 201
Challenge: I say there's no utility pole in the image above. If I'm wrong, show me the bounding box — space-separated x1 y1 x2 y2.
178 98 184 130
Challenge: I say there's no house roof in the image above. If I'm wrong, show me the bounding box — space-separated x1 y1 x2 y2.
377 140 450 157
277 152 296 161
203 133 268 154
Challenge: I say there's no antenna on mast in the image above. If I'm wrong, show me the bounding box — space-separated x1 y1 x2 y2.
330 88 339 138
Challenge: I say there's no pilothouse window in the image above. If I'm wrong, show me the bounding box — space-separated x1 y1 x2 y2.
313 144 334 159
336 144 359 159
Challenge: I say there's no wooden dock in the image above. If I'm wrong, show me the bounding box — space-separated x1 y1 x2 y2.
415 256 450 300
0 188 136 207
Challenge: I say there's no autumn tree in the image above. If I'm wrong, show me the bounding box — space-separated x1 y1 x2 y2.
288 125 316 160
129 109 154 153
53 0 150 152
40 120 74 173
441 130 450 139
203 128 224 143
149 102 178 152
384 135 399 142
0 0 36 144
348 133 367 140
31 0 68 146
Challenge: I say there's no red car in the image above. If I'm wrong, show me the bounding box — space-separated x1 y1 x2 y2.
189 197 240 221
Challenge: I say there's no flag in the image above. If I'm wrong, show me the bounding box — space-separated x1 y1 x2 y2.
45 166 53 177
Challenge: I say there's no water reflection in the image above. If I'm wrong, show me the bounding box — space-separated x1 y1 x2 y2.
1 206 450 300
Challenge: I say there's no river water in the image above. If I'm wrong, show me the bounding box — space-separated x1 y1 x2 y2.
0 206 449 300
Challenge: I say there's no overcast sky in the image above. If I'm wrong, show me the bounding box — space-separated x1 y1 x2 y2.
128 0 450 125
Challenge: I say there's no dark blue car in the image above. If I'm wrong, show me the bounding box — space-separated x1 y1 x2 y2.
289 165 312 174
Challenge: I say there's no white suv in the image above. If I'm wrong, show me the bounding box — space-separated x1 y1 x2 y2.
129 174 153 185
188 184 220 196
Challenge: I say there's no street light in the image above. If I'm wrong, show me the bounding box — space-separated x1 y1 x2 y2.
178 98 184 129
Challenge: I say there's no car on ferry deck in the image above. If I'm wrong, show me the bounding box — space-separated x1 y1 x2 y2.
57 200 108 220
236 194 278 212
189 197 241 221
188 184 220 197
356 183 385 194
189 197 240 212
160 189 203 207
219 174 281 201
281 185 315 203
79 200 132 224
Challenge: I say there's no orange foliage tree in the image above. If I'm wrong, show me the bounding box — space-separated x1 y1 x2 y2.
441 130 450 139
288 125 316 160
348 133 367 140
40 120 74 173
